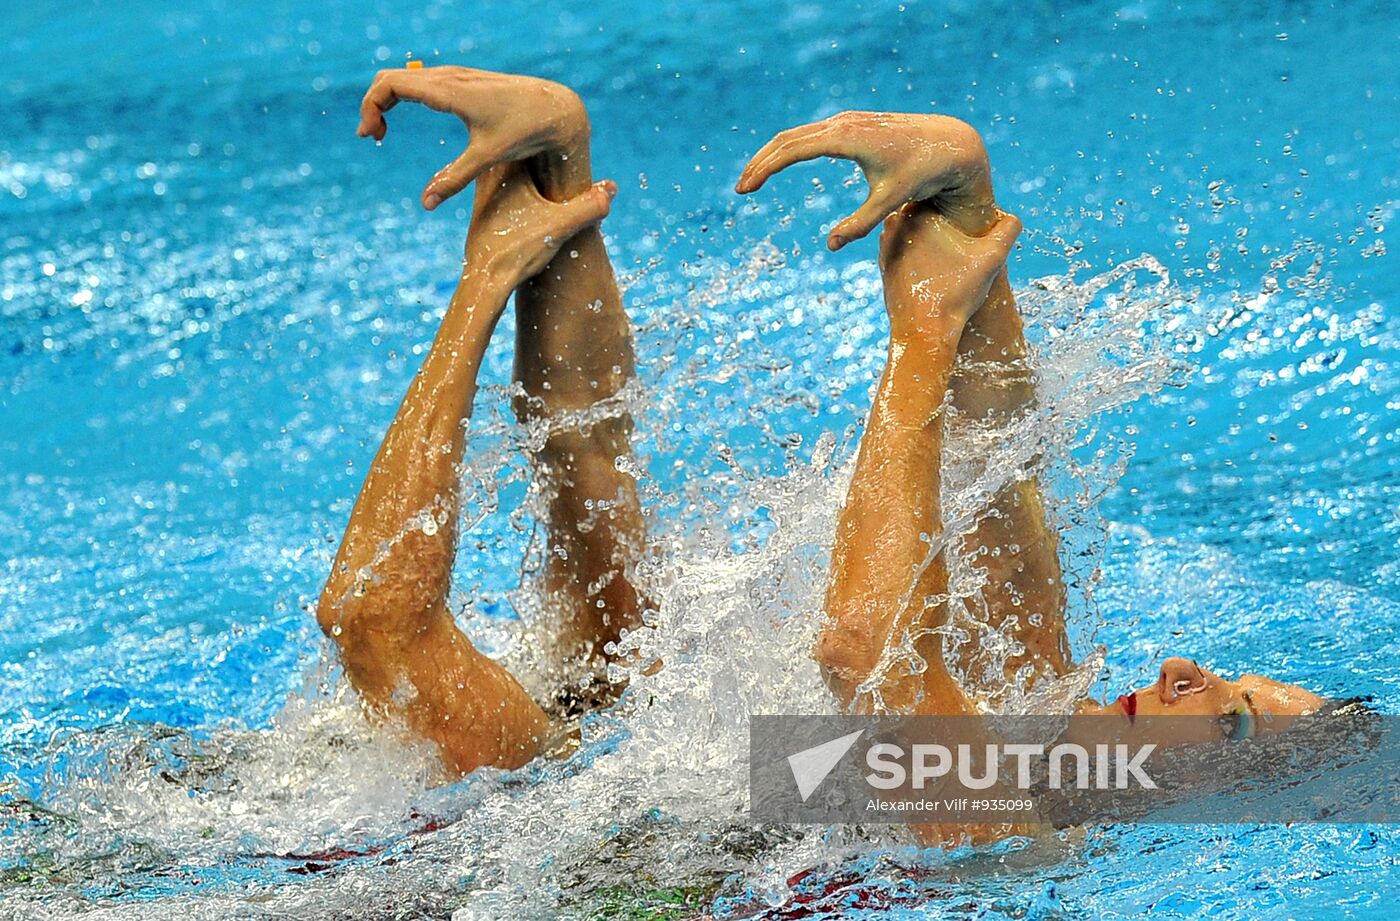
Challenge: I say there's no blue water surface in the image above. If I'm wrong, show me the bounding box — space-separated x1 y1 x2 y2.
2 0 1397 917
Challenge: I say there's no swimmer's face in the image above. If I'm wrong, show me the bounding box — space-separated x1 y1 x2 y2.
1080 657 1325 743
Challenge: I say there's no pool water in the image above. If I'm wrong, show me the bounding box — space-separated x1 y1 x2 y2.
2 0 1397 918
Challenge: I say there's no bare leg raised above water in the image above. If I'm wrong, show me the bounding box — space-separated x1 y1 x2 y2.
358 66 647 690
741 115 1025 715
513 103 647 681
743 141 1025 845
738 112 1066 706
815 207 1022 715
315 162 617 774
739 112 1324 732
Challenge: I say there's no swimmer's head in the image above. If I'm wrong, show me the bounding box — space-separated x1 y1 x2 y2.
1080 657 1325 743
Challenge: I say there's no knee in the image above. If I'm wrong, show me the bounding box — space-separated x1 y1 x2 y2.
813 619 881 688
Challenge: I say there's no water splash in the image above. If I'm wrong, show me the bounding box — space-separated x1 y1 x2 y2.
1 244 1211 919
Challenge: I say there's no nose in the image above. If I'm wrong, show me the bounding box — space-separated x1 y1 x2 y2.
1158 657 1210 703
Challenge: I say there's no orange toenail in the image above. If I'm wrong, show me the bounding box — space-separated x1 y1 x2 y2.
406 60 423 70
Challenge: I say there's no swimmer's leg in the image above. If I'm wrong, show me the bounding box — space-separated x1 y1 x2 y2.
354 65 645 683
947 272 1072 687
511 144 648 682
733 111 1065 697
817 206 1022 716
316 274 551 774
316 166 616 774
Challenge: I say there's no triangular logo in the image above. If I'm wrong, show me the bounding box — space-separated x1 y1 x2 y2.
786 729 865 802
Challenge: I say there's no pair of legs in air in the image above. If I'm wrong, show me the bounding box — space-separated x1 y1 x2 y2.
316 67 1324 799
318 68 645 772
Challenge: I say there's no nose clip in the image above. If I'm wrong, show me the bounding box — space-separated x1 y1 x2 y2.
1159 657 1210 702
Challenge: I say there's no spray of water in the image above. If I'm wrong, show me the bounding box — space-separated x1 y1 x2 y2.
3 243 1209 919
